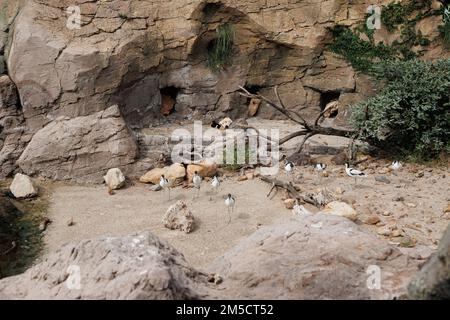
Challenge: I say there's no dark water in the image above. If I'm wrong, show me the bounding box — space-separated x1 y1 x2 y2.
0 195 42 279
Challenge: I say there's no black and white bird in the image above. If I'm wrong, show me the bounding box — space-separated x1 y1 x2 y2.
192 171 202 198
211 175 220 194
225 193 236 223
314 163 327 183
390 160 402 171
159 174 171 200
345 163 367 185
284 159 294 180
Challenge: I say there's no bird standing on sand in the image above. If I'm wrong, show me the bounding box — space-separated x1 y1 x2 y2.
192 171 202 198
284 160 294 181
314 163 327 183
390 160 402 171
225 193 236 223
211 175 220 194
345 163 367 185
159 175 171 200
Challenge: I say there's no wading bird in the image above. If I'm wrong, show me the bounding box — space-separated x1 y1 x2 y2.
192 171 202 198
345 163 367 185
225 193 236 223
314 163 327 183
159 174 171 200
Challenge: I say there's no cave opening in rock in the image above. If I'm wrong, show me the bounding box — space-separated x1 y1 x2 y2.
320 91 341 118
160 86 180 116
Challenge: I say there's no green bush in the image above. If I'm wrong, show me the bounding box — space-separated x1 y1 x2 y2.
208 23 234 72
350 59 450 160
328 25 396 72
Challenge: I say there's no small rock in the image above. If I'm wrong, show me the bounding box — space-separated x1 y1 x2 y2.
393 196 405 202
399 236 416 248
320 201 358 221
364 214 380 225
404 202 417 208
103 168 126 190
443 204 450 213
162 201 195 233
187 161 217 182
10 173 38 199
335 187 344 194
237 175 248 182
284 199 295 209
245 172 254 180
375 175 391 184
382 211 392 216
377 226 392 236
150 184 162 191
391 229 403 237
416 172 424 178
67 218 75 227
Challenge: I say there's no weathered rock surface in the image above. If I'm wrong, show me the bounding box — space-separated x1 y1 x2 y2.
103 168 126 190
186 161 217 182
139 163 186 185
0 75 28 178
320 201 358 221
0 0 447 180
163 201 195 233
209 214 419 299
9 173 37 198
408 223 450 299
17 105 138 183
0 231 212 299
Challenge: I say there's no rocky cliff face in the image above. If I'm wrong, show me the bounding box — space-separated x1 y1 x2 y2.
0 0 448 181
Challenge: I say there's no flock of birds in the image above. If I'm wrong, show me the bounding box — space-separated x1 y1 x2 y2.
158 159 403 223
159 171 236 222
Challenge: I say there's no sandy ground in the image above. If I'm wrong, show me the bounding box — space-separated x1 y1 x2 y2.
43 177 287 269
43 159 450 270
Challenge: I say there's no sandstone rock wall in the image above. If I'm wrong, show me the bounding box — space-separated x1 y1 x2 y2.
0 0 447 180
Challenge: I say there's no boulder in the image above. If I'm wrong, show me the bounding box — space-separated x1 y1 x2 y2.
103 168 126 190
9 173 37 198
0 231 212 299
320 201 358 221
208 214 419 299
408 223 450 299
162 201 195 234
186 161 217 182
17 105 138 183
139 163 186 185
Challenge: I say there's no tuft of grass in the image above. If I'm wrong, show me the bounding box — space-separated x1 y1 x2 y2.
208 23 234 72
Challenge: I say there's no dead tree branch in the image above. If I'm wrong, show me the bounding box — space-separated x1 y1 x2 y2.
238 86 355 154
260 176 317 207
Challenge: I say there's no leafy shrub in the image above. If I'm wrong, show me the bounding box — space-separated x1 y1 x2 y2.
208 23 234 72
350 59 450 160
328 25 396 72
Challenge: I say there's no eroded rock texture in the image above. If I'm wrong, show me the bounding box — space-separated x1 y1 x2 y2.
0 0 447 180
208 214 419 299
0 231 214 299
0 214 422 300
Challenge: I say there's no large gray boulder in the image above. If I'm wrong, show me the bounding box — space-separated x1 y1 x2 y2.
408 223 450 299
0 231 214 299
17 105 138 183
208 214 419 300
